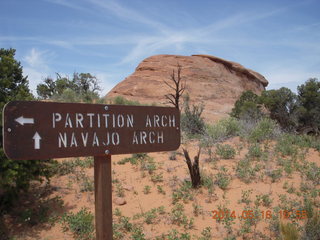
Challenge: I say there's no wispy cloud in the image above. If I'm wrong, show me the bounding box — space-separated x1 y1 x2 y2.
22 48 54 93
87 0 170 34
43 0 90 13
23 48 50 69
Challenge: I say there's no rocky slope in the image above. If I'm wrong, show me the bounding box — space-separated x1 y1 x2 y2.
106 54 268 121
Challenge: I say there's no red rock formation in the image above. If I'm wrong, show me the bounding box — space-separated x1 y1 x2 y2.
106 54 268 122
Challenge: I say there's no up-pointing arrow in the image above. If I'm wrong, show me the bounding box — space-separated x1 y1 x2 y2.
33 132 41 150
15 116 34 125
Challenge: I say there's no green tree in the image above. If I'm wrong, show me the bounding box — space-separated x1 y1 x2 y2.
37 72 101 103
0 48 55 211
260 87 298 130
230 90 262 120
297 78 320 134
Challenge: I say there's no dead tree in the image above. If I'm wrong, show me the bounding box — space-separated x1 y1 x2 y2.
183 147 201 188
163 64 186 110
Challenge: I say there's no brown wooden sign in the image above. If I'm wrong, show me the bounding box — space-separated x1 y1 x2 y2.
3 101 180 160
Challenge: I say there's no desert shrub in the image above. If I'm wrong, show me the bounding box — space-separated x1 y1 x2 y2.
301 210 320 240
169 151 177 160
215 144 236 159
112 96 141 106
205 118 240 142
280 222 299 240
201 172 215 193
247 118 280 143
301 162 320 185
53 157 93 176
61 208 94 240
236 158 261 183
170 203 194 229
255 194 273 207
172 180 194 204
247 143 263 160
143 185 151 194
181 96 205 136
199 227 212 240
215 166 231 190
268 169 283 182
275 134 299 156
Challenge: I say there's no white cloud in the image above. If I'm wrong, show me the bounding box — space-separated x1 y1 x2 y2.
23 48 50 70
23 48 53 94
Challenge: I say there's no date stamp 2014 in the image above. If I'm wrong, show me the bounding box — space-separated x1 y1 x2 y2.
212 209 309 220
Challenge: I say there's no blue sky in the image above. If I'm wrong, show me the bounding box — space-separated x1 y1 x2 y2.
1 0 319 96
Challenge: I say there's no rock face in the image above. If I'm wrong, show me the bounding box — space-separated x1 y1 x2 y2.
106 54 268 121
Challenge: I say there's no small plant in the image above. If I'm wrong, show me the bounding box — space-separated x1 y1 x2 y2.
247 143 262 160
172 181 194 204
169 151 177 160
287 184 295 194
163 229 191 240
255 194 273 207
143 185 151 194
79 175 94 192
115 183 125 197
280 222 299 240
216 204 236 234
144 209 158 224
192 203 203 217
238 189 252 205
201 172 214 194
276 134 299 157
131 225 146 240
140 157 157 174
236 158 260 183
157 185 166 195
199 227 212 240
302 209 320 240
215 166 231 190
114 208 122 217
216 144 236 159
268 169 282 182
151 173 163 183
61 208 94 240
170 203 194 229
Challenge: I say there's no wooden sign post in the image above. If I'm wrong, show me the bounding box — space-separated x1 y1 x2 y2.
2 101 181 240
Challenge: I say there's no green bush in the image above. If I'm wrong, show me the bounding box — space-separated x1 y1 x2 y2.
302 210 320 240
215 144 236 159
230 90 262 120
236 158 261 183
205 118 240 143
247 143 263 159
215 166 231 190
181 96 205 136
247 118 280 143
61 208 94 240
112 96 141 106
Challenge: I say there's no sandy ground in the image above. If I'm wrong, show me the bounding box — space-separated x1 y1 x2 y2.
5 137 320 240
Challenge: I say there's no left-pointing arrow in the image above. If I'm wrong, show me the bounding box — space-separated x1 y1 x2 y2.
15 116 34 125
33 132 41 150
